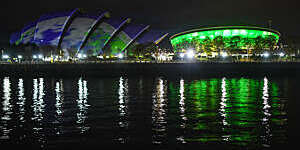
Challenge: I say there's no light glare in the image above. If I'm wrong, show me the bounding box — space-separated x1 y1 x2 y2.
279 52 284 57
186 50 194 58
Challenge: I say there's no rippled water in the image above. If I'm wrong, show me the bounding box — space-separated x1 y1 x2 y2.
0 75 289 149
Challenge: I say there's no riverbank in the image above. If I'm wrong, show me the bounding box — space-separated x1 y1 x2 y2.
0 62 299 77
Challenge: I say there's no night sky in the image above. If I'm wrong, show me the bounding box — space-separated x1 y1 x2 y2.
0 0 299 47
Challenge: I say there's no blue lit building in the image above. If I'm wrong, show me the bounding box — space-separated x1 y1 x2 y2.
10 9 168 57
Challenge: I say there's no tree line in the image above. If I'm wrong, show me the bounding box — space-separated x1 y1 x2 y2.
173 35 279 56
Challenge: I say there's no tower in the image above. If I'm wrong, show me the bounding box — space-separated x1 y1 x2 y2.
268 19 272 29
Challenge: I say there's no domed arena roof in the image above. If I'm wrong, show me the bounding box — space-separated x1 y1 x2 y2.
10 9 168 57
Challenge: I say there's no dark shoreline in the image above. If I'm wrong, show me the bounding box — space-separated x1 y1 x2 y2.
0 62 299 78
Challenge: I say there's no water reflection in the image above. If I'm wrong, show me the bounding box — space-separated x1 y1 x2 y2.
0 76 288 148
54 79 64 135
220 77 230 141
177 78 186 143
31 78 46 145
262 77 271 146
0 77 12 139
17 79 26 124
152 78 168 144
116 77 129 143
55 80 64 118
32 78 45 122
76 77 89 133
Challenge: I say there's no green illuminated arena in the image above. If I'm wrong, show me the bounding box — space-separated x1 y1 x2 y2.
170 26 280 55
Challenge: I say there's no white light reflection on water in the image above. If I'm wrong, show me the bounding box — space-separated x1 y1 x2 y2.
176 78 186 143
262 77 271 146
32 78 45 122
116 77 129 143
219 77 230 141
31 78 46 146
0 77 12 139
152 78 167 144
76 78 90 133
55 79 64 135
17 79 26 124
55 80 64 117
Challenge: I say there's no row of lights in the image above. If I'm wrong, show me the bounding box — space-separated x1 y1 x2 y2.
1 52 285 61
179 49 195 59
2 55 23 59
2 54 44 59
95 53 124 59
179 49 285 59
33 54 43 59
263 52 285 58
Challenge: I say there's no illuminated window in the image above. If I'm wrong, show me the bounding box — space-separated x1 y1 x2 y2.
240 30 247 35
215 31 221 36
232 30 239 35
263 31 268 35
200 36 206 39
223 30 231 36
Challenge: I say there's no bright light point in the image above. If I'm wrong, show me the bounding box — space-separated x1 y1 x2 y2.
99 55 103 59
179 53 185 58
263 52 269 58
279 52 284 57
33 55 37 59
83 54 87 58
2 55 9 59
18 55 22 59
117 53 123 59
77 54 82 58
186 50 194 59
222 52 228 58
38 54 43 59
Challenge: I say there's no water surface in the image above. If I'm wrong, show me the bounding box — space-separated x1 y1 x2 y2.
0 75 289 149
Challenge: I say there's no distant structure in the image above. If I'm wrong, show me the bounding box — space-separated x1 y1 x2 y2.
170 26 280 57
10 9 168 57
268 19 272 29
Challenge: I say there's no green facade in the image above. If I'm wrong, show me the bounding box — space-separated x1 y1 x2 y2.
170 27 280 52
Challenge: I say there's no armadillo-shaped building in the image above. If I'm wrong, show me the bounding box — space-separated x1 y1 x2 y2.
10 9 168 57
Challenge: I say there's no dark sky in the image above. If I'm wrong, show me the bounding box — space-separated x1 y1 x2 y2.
0 0 299 46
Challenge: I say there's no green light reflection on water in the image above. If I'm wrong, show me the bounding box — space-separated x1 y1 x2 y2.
167 77 286 146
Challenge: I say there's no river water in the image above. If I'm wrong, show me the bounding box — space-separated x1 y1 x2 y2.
0 75 290 149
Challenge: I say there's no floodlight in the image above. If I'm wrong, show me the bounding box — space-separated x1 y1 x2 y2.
179 53 185 58
2 55 9 59
222 52 228 58
263 52 269 58
77 54 82 58
118 53 123 59
186 50 194 58
279 52 284 57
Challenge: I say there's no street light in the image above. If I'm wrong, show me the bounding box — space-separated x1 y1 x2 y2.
18 55 22 59
221 52 228 58
263 52 269 58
